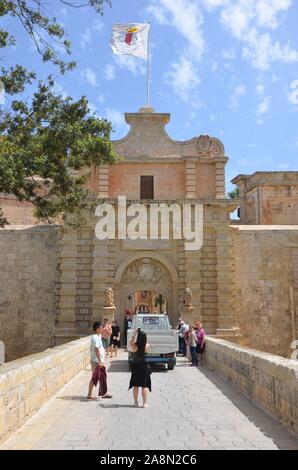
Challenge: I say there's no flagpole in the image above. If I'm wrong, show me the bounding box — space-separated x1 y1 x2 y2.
147 22 151 107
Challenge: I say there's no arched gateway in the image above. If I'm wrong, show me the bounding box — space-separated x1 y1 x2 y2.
114 253 179 326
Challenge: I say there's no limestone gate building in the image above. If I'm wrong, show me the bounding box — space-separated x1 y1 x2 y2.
55 107 239 344
0 108 297 361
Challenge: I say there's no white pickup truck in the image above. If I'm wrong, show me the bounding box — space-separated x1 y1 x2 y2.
127 314 179 370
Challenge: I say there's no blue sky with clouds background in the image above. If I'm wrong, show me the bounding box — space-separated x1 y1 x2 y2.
2 0 298 191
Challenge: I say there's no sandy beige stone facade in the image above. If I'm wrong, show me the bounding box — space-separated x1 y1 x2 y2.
232 172 298 225
1 109 298 361
231 225 298 358
55 108 240 344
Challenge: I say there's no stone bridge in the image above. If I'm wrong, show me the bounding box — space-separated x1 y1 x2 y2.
0 338 297 450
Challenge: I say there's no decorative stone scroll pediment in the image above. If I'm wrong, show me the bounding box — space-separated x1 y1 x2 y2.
112 108 226 159
196 135 225 157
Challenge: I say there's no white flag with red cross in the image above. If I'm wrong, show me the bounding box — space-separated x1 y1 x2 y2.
110 23 150 60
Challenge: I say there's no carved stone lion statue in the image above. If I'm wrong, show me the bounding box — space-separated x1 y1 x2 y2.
183 287 193 308
104 287 114 308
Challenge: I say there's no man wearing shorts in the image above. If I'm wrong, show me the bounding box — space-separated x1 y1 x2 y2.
87 321 112 399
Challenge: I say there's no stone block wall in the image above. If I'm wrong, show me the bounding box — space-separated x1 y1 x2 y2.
0 225 59 361
0 336 90 443
0 194 37 225
231 225 298 357
205 337 298 435
232 172 298 225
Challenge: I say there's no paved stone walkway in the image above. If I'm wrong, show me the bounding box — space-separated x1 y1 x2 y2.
1 351 297 450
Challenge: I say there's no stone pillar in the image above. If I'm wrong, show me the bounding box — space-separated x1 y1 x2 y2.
99 306 116 323
91 238 110 322
215 161 226 199
55 229 78 344
98 165 109 198
75 227 93 333
185 160 197 199
215 218 241 339
183 250 202 324
201 225 217 334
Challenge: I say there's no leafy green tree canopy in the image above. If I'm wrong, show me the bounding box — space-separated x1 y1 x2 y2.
0 0 117 228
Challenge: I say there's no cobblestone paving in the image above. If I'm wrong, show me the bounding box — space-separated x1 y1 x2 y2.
1 351 298 450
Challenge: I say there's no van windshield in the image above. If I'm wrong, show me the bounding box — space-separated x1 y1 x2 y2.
134 316 169 331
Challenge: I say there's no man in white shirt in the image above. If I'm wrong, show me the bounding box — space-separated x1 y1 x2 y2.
87 321 112 399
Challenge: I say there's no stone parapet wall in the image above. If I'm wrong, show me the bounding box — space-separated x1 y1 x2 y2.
0 336 90 443
0 225 59 361
205 337 298 435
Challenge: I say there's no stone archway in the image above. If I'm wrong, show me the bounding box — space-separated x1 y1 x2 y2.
114 253 179 328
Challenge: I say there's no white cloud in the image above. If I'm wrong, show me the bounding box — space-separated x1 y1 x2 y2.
52 82 68 99
105 108 128 130
219 1 298 70
147 0 204 103
147 0 205 59
81 67 98 86
104 64 116 81
164 54 201 103
113 55 146 75
80 19 104 49
93 20 104 33
80 29 91 49
201 0 298 70
256 83 265 95
257 96 270 115
289 79 298 105
230 84 247 110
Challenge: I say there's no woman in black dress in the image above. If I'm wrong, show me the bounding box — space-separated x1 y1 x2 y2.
129 329 151 408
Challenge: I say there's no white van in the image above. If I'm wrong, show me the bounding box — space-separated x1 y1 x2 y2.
127 314 179 370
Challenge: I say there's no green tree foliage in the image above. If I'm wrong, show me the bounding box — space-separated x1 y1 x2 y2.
0 1 117 228
227 187 240 199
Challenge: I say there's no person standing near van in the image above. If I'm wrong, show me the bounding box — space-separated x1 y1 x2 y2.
129 329 151 408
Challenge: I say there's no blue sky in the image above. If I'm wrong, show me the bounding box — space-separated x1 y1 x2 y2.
2 0 298 191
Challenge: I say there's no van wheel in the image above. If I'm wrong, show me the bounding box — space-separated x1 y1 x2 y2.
168 362 175 371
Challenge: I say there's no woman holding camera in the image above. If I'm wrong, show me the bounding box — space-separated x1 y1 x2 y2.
129 329 151 408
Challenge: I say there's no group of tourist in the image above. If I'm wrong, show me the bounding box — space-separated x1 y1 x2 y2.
87 318 151 408
87 312 206 405
101 318 121 358
177 319 206 367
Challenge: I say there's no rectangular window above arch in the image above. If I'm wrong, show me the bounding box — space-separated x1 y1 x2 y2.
140 176 154 199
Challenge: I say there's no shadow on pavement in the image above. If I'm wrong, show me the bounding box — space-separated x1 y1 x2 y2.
98 404 138 409
198 365 298 450
58 396 94 402
107 358 169 373
108 359 130 373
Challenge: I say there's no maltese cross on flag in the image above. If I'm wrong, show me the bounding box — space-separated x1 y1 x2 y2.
110 23 150 60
